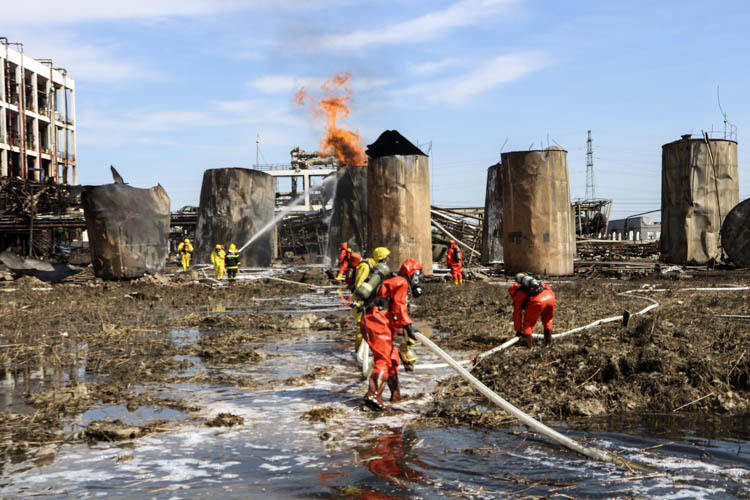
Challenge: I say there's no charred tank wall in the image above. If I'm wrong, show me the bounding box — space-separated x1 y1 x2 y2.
481 162 503 264
194 168 275 267
501 149 575 276
327 167 368 264
82 183 170 279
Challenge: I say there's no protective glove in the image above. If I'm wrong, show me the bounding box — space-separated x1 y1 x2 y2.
335 273 343 280
398 342 417 371
404 324 418 344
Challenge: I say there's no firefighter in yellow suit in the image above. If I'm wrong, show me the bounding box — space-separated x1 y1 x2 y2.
352 246 390 352
210 244 226 280
177 237 194 272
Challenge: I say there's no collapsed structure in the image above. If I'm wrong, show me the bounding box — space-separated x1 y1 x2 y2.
660 134 738 264
501 148 575 276
366 130 432 275
194 168 275 267
82 173 170 279
481 162 503 264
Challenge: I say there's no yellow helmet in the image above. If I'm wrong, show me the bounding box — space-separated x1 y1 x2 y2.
372 247 390 262
215 244 222 249
229 243 237 252
184 237 190 243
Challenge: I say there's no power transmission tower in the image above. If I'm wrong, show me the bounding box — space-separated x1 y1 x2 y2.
585 130 595 200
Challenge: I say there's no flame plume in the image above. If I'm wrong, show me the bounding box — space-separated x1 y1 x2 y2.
295 72 367 166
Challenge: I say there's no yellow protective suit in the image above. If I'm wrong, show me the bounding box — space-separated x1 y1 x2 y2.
210 245 226 280
177 239 194 272
352 246 390 351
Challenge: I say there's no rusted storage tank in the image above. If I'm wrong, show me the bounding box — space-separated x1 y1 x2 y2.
661 135 738 264
82 183 171 279
194 168 275 267
481 162 503 264
327 166 368 265
501 148 575 275
721 197 750 268
366 130 432 275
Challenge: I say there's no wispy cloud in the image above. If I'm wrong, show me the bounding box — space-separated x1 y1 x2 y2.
409 57 464 75
3 0 327 24
13 33 165 83
248 74 391 95
397 52 549 104
300 0 518 52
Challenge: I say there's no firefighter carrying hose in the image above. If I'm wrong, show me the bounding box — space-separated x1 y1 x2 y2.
508 272 556 349
446 240 463 285
335 242 349 280
177 237 193 272
360 257 424 410
352 247 391 353
225 243 240 282
210 244 226 280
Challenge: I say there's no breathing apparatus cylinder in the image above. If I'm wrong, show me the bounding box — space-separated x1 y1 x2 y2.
353 262 391 302
515 272 542 293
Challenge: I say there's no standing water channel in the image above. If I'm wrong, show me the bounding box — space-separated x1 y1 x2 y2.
1 287 748 498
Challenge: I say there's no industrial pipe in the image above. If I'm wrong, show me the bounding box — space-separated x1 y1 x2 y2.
414 331 627 466
431 219 480 256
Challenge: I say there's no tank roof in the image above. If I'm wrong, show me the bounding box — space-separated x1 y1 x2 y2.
662 135 738 148
366 130 426 158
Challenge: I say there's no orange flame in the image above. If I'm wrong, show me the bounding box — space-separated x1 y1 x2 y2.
295 72 367 166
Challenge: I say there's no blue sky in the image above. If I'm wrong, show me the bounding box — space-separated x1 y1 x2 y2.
5 0 749 219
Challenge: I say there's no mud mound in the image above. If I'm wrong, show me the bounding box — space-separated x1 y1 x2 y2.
206 413 245 427
301 405 343 423
421 276 750 427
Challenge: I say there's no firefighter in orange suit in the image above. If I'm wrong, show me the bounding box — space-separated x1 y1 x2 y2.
446 240 463 285
335 242 349 280
508 272 556 349
361 258 424 410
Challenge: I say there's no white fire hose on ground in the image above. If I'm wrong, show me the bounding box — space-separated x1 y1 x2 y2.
414 331 625 466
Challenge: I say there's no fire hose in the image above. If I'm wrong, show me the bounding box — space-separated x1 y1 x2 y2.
414 331 627 466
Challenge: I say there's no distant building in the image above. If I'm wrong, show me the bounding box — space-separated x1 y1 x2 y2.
607 216 661 241
0 41 76 184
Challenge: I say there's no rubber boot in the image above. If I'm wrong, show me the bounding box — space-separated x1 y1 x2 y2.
388 372 403 403
523 333 533 349
453 280 458 285
364 372 385 411
544 329 552 347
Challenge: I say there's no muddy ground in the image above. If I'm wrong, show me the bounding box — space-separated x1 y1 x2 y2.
414 271 750 429
1 264 749 473
0 268 346 470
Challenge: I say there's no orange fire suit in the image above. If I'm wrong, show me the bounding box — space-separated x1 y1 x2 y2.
361 274 413 379
446 243 463 283
508 282 556 335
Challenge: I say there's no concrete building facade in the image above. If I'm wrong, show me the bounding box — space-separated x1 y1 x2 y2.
0 41 76 184
607 216 661 241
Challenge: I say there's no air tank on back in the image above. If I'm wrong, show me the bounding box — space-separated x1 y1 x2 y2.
366 130 432 275
481 162 503 264
194 168 275 267
501 147 575 275
661 134 739 264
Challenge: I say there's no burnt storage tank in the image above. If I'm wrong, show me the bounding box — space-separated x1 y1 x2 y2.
501 148 575 276
721 197 750 268
661 135 739 264
82 183 171 279
366 130 432 275
194 168 275 267
481 162 503 264
327 166 368 264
